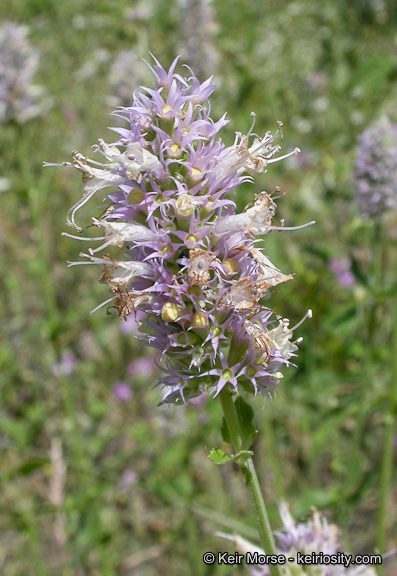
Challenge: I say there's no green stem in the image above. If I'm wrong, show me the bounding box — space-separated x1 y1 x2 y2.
376 413 395 554
219 389 282 576
350 299 373 461
219 388 243 453
376 300 397 554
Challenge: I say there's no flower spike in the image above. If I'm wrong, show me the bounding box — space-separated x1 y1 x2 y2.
57 55 312 404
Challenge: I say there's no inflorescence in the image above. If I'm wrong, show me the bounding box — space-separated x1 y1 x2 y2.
52 56 313 404
354 115 397 219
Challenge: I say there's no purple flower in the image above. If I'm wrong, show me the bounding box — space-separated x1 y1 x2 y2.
328 258 356 288
112 381 132 402
0 22 50 123
57 56 312 404
354 115 397 218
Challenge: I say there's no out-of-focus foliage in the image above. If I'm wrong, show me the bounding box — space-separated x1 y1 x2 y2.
0 0 396 574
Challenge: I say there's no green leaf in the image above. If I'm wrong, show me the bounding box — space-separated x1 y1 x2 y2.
235 396 258 450
208 448 232 465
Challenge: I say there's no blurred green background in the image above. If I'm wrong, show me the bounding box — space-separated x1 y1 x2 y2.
0 0 396 574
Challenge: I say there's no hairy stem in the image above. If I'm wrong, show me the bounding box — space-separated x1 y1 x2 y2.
219 389 282 576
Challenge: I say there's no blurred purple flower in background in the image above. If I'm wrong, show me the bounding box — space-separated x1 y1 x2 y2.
119 469 137 493
51 352 76 378
127 356 156 379
0 22 49 123
58 56 313 405
112 381 132 402
306 71 328 92
354 115 397 218
328 258 356 288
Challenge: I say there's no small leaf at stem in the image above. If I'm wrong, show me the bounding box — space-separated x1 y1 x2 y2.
208 448 231 464
208 448 254 466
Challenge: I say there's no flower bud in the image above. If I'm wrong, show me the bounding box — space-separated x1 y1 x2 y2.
168 143 182 158
175 194 195 217
221 369 233 381
191 167 202 177
192 311 207 327
185 234 199 244
186 167 203 188
161 302 182 322
223 258 238 274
